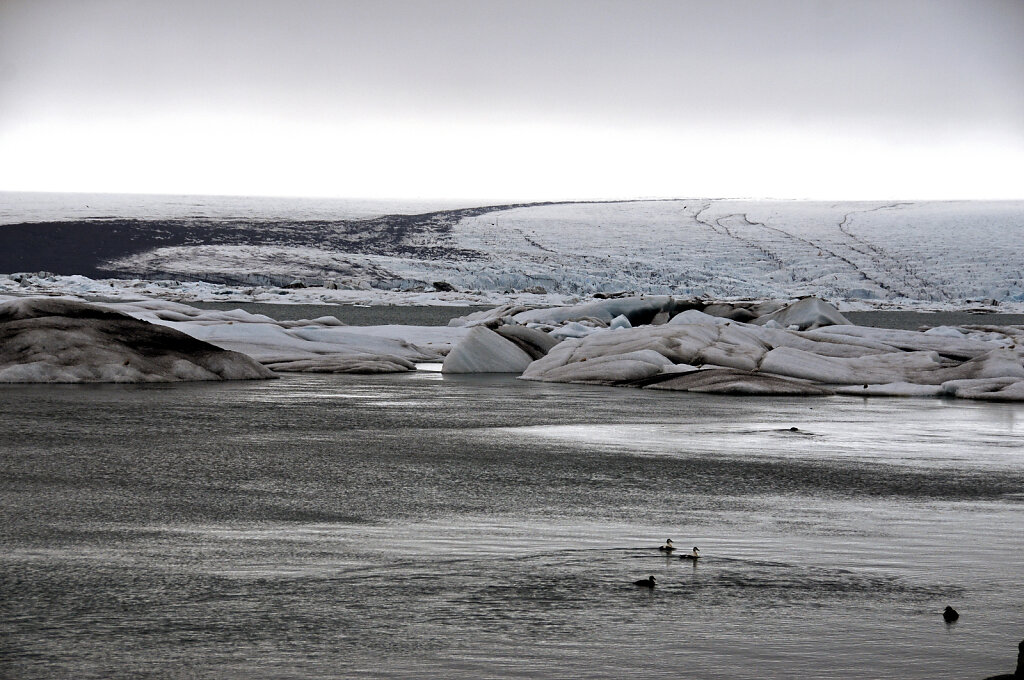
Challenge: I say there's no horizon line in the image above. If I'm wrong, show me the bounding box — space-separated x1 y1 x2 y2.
3 189 1024 204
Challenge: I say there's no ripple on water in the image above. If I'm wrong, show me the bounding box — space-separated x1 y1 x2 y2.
2 374 1023 678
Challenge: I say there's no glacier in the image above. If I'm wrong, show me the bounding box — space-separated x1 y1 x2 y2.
3 199 1023 310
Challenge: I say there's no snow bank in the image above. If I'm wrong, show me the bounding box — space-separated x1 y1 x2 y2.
0 298 274 383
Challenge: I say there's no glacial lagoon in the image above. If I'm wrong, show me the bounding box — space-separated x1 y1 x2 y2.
2 369 1023 679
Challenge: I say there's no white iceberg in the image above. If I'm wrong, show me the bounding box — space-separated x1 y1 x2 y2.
442 327 534 374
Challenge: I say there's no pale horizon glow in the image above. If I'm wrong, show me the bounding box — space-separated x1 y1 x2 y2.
2 0 1022 202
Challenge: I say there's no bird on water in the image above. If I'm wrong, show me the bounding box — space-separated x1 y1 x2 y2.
980 638 1023 680
658 539 675 553
680 546 701 560
943 606 959 623
633 575 656 588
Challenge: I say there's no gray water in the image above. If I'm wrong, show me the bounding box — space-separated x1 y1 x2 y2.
2 373 1023 678
186 302 491 326
843 310 1024 331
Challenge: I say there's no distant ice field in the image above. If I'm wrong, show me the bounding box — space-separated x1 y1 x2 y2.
2 193 1022 309
0 191 478 224
448 199 1024 302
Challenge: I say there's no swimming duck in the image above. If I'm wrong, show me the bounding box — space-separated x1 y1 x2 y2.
658 539 675 553
633 575 656 588
943 606 959 623
679 546 701 560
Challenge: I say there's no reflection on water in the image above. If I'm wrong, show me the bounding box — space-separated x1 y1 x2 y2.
1 374 1023 679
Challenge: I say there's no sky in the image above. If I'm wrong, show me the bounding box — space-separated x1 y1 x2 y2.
1 0 1022 201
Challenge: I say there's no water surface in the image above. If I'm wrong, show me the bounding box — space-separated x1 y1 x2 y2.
2 374 1023 678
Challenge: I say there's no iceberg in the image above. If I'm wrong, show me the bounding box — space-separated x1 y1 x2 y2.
0 298 274 383
98 299 460 373
646 368 832 396
750 296 852 330
512 295 679 326
442 327 534 373
516 296 1024 401
7 293 1024 400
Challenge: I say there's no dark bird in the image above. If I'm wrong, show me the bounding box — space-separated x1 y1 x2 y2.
658 539 675 553
633 575 656 588
680 546 701 560
943 606 959 623
980 638 1024 679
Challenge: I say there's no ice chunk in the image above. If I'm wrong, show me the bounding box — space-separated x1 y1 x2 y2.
609 314 632 330
0 298 274 383
668 309 734 326
512 296 675 326
264 355 416 373
442 327 533 373
751 297 851 330
646 368 832 396
494 324 560 360
523 350 670 384
759 346 947 385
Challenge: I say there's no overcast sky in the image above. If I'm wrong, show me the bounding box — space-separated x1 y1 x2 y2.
1 0 1022 200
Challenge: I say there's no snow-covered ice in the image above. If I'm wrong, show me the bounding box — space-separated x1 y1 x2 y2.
4 198 1023 312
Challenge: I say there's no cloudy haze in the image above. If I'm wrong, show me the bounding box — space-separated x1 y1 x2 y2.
1 0 1022 200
